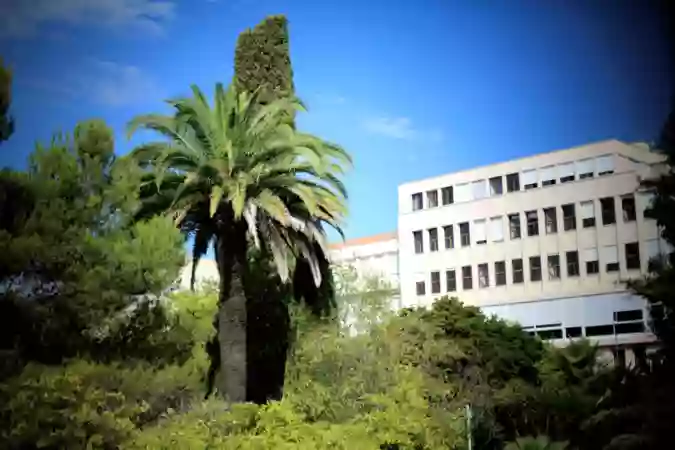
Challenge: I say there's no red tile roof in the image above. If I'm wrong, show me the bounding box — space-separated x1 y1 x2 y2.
328 231 397 249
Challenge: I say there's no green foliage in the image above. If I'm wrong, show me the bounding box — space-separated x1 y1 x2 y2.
0 360 203 449
504 436 568 450
0 57 13 143
234 15 295 107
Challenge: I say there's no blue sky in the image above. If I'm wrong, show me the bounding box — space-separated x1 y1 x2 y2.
1 0 672 243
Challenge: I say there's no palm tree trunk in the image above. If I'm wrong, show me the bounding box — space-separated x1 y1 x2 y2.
215 223 248 403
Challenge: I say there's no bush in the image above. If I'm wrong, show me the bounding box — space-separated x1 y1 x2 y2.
0 360 204 449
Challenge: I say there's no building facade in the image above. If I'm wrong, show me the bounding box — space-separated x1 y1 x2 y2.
397 140 668 358
328 232 400 289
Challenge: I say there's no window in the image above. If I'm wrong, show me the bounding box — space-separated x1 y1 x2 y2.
600 197 616 225
646 239 662 272
584 248 599 274
540 166 556 186
416 281 425 296
489 216 504 242
562 204 576 230
443 225 454 249
596 155 614 176
509 213 521 239
412 193 423 211
478 263 489 288
558 162 575 183
495 261 506 286
455 183 471 203
506 173 520 192
426 190 438 208
489 176 503 196
462 265 473 290
602 245 619 272
544 207 557 234
640 192 655 219
548 254 561 280
621 195 636 222
413 231 423 254
526 210 539 236
472 180 487 200
446 269 456 292
441 186 453 205
625 242 641 270
474 219 487 245
576 159 594 179
512 258 524 283
566 251 580 277
566 326 582 338
615 309 643 322
428 228 439 252
580 201 595 228
459 222 471 247
431 271 441 294
529 256 542 282
586 325 614 337
522 169 538 190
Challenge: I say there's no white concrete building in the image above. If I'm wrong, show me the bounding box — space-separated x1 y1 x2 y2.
328 232 400 289
397 140 669 358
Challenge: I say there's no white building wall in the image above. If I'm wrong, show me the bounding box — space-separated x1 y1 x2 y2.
397 140 667 348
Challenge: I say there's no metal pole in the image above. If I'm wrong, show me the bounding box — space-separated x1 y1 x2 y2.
466 404 473 450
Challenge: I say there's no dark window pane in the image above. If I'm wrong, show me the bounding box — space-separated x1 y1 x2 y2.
442 186 454 205
431 271 441 294
412 193 423 211
462 265 473 290
512 259 524 283
446 270 456 292
566 327 582 338
614 309 643 322
586 260 599 274
495 261 506 286
566 251 580 277
537 329 563 340
416 281 425 296
529 256 542 282
600 197 616 225
506 173 520 192
615 322 645 334
585 324 614 337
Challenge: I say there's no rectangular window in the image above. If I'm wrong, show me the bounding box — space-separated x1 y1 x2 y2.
540 166 556 186
454 183 471 203
526 210 539 236
638 191 655 219
584 248 599 274
558 162 575 183
431 271 441 294
506 173 520 192
489 176 503 196
472 179 487 200
443 225 454 249
459 222 471 247
495 261 506 286
576 159 595 179
600 197 616 225
596 155 614 176
529 256 542 282
441 186 453 205
509 213 522 239
622 195 636 222
412 193 423 211
566 251 580 277
426 190 438 208
580 201 596 228
566 326 583 338
646 239 662 272
602 245 619 272
562 204 577 231
548 254 561 280
544 207 557 234
522 169 538 190
428 228 438 252
478 263 489 288
512 258 524 284
413 230 423 254
614 309 643 322
462 265 473 290
474 219 487 245
489 216 504 242
416 280 425 296
625 242 641 270
446 269 456 292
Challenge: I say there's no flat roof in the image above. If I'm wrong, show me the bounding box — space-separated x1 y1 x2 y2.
329 231 397 249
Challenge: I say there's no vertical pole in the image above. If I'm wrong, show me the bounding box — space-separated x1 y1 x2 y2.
466 404 473 450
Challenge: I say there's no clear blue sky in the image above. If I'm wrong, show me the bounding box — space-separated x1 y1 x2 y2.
1 0 672 243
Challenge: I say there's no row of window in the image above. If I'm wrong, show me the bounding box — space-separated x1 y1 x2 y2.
412 193 647 254
415 242 648 296
411 155 615 211
523 309 648 341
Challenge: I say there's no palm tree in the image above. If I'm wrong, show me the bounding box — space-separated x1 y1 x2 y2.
126 83 351 402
